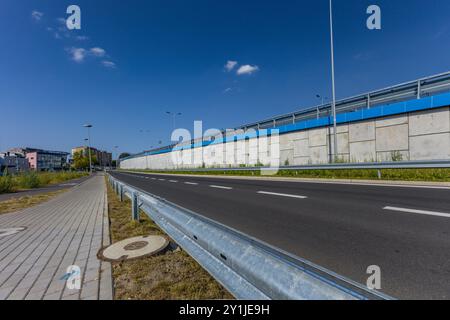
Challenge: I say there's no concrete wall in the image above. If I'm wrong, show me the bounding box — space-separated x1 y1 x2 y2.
120 106 450 170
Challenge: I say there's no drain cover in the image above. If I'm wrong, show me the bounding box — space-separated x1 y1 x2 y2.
98 235 169 262
0 227 27 238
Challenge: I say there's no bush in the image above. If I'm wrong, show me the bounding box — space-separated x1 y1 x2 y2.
17 171 41 189
37 172 52 185
0 170 15 193
0 170 88 194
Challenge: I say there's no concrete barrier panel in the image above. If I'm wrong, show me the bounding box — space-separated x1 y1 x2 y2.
291 131 309 141
349 120 375 142
280 134 294 150
376 124 409 152
409 108 450 136
293 138 310 158
349 141 376 162
310 146 328 164
280 149 294 166
309 128 327 147
410 133 450 160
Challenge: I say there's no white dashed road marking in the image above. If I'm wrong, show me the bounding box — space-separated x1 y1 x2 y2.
383 206 450 218
210 185 233 190
257 191 307 199
185 182 198 185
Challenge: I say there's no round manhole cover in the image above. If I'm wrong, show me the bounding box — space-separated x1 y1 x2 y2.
124 241 148 251
0 227 27 238
98 235 169 262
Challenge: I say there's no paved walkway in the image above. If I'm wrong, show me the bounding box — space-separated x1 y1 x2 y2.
0 174 113 300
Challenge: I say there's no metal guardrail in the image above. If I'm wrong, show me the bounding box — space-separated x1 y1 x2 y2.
238 71 450 130
108 174 393 300
125 160 450 174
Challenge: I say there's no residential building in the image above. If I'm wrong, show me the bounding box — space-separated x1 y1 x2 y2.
0 151 30 174
7 148 69 171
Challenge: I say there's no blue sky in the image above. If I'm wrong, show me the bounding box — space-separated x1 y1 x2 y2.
1 0 450 155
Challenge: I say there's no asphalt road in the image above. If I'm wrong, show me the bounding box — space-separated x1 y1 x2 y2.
110 171 450 300
0 175 91 202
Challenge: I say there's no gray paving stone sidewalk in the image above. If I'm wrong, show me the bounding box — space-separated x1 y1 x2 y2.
0 174 113 300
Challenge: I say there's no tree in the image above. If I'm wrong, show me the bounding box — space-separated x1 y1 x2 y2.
72 151 98 170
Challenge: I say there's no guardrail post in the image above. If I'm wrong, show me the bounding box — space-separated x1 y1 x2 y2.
119 184 123 202
417 80 421 99
377 170 382 180
131 192 140 221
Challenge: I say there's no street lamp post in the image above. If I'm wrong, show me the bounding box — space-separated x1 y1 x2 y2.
83 138 90 172
114 146 119 169
329 0 338 162
166 112 182 145
83 124 93 174
166 111 182 131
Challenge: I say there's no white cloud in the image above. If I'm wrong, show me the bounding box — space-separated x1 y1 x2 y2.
236 64 259 75
223 87 232 93
76 36 89 41
31 11 44 21
67 47 86 63
101 61 116 68
225 60 238 72
90 47 106 57
56 17 66 25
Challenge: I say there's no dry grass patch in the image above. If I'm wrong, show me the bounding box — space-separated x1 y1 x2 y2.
0 190 67 215
106 178 233 300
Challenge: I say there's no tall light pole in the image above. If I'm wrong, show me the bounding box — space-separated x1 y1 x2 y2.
329 0 338 162
83 124 93 174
